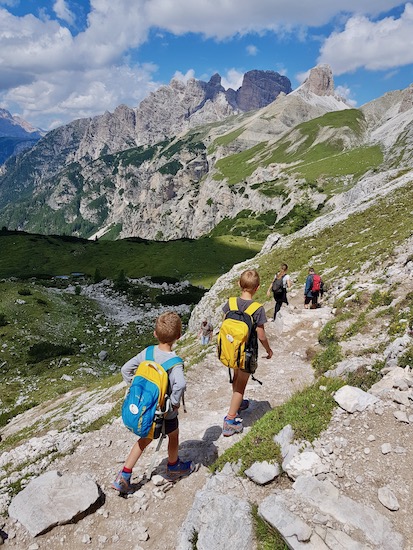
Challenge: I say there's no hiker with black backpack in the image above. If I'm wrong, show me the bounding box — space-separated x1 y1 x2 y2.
218 269 273 437
112 311 195 494
304 267 323 309
266 262 292 320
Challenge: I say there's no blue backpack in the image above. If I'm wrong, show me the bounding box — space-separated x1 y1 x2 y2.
121 345 183 438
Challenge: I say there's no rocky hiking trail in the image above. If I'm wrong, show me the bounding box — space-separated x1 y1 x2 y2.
2 290 413 549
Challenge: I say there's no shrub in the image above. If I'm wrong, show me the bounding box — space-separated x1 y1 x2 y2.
27 342 75 363
312 342 342 376
18 288 32 296
0 312 7 327
368 290 394 310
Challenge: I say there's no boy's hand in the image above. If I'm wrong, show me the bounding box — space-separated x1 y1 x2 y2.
172 404 180 411
266 289 271 297
263 349 273 359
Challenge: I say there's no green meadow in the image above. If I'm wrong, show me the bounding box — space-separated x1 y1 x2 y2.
0 230 262 288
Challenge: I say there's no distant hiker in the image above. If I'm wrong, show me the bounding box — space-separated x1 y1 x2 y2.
198 319 213 345
218 269 273 437
266 262 292 320
304 267 323 309
112 312 195 494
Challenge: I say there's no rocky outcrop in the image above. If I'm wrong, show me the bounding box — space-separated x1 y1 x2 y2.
301 64 335 96
234 70 292 111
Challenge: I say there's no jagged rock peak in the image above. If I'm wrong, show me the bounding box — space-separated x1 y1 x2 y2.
301 64 335 96
234 70 292 111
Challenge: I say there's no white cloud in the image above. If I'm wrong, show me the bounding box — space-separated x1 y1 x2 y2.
319 3 413 74
144 0 404 39
172 69 196 83
335 84 357 106
0 0 410 128
53 0 75 26
221 69 244 91
246 44 258 56
4 63 159 130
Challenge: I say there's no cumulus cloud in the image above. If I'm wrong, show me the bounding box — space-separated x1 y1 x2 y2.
0 0 409 128
172 69 196 83
4 63 159 129
246 44 258 56
144 0 404 39
221 69 244 91
335 84 357 106
53 0 75 26
319 3 413 74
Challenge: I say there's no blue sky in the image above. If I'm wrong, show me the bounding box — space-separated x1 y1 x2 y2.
0 0 413 130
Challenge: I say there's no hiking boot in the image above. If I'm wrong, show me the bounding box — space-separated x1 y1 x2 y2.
222 416 243 437
112 471 133 494
238 399 250 413
165 458 196 481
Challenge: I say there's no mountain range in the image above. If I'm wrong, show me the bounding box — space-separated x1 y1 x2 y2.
0 64 412 242
0 108 44 165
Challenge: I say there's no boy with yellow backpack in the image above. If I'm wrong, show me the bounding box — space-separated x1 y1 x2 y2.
218 269 273 437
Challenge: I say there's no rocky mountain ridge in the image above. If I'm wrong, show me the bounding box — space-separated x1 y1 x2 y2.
0 65 352 239
0 108 44 164
1 64 413 245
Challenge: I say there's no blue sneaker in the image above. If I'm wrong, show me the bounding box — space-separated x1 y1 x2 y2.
222 416 243 437
112 471 133 494
238 399 250 413
165 458 196 481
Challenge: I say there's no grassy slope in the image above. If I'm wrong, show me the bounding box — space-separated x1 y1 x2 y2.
213 109 383 191
212 177 413 472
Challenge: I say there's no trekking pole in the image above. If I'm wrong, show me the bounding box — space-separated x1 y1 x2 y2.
146 419 166 480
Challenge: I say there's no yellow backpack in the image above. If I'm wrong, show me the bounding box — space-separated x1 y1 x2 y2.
217 297 261 373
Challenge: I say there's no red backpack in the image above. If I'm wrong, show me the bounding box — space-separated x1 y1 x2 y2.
312 274 321 292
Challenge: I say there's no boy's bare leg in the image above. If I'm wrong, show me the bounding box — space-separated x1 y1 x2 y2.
167 428 179 464
124 437 151 470
227 369 250 417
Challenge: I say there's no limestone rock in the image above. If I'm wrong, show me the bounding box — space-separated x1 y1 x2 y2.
334 385 379 413
8 471 101 537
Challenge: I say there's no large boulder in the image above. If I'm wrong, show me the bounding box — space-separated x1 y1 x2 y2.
8 470 101 537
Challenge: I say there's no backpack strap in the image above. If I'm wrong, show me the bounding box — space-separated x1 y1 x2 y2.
162 356 183 372
244 301 261 317
145 345 182 372
229 296 238 310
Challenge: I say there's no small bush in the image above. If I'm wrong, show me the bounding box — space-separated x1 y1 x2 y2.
0 312 7 327
312 342 342 376
27 342 75 363
398 346 413 368
18 288 32 296
318 321 338 345
368 290 394 310
346 366 382 391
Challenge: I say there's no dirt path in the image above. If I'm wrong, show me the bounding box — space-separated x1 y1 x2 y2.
4 293 332 549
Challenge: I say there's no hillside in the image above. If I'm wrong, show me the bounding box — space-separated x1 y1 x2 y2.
0 160 412 548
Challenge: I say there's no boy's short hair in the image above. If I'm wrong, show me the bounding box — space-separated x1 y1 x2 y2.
155 312 182 343
239 269 260 292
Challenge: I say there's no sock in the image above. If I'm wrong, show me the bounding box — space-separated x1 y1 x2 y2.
122 467 132 478
226 413 237 420
168 459 179 467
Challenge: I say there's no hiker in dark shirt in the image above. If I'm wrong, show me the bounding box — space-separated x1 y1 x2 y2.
266 263 292 320
304 267 322 309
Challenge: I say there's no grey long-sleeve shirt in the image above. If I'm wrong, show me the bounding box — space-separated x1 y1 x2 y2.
121 345 186 419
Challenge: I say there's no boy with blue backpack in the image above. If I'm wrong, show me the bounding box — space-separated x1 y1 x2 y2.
112 311 195 494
